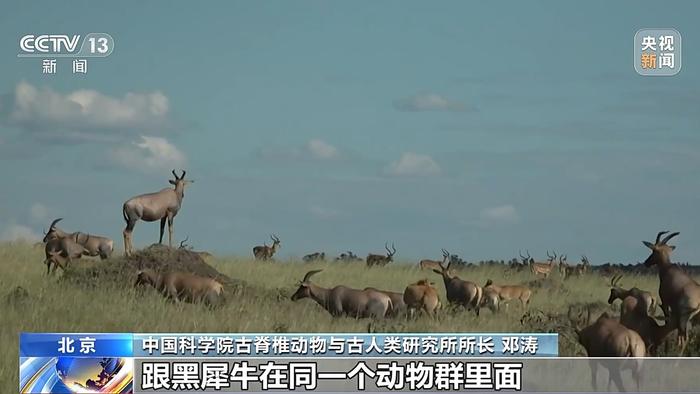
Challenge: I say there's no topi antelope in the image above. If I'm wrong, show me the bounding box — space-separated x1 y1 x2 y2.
43 218 114 259
607 275 657 317
303 252 325 262
290 270 393 318
569 307 645 392
366 242 396 267
403 279 441 319
122 170 194 256
363 287 406 317
642 231 700 356
528 250 556 279
432 250 482 315
43 222 89 275
253 234 281 260
482 279 532 312
418 249 449 271
619 295 677 355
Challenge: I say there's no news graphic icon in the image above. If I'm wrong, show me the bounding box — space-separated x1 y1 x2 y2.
18 33 115 58
634 28 681 76
19 333 133 394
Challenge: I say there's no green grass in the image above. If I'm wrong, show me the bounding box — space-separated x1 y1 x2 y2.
1 242 697 391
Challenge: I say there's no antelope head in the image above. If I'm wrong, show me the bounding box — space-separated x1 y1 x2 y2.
270 234 281 250
518 250 529 265
643 231 679 268
546 250 558 264
607 274 625 304
169 169 194 197
291 269 323 301
385 242 397 261
42 218 64 243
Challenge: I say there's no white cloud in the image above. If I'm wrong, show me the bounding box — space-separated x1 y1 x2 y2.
480 205 519 224
305 139 338 160
110 136 186 173
309 205 341 220
3 81 170 141
385 152 441 177
393 93 471 112
0 224 40 242
259 139 340 161
29 203 49 222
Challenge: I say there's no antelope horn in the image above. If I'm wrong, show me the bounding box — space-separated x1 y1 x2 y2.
180 170 186 179
48 218 63 230
661 232 680 245
172 169 179 180
655 231 669 244
302 269 323 282
519 249 525 259
526 249 531 258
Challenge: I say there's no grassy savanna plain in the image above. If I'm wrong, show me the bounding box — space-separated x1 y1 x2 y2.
2 242 699 391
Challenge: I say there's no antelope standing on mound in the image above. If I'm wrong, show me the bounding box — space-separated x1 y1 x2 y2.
43 218 114 259
607 275 657 317
432 251 482 315
642 231 700 356
290 270 393 318
122 170 193 256
366 243 396 267
253 234 281 260
418 249 449 271
569 307 645 392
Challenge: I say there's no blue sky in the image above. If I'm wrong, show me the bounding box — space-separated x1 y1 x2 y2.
1 1 698 263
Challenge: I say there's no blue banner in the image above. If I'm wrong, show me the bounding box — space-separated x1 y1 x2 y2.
20 333 133 357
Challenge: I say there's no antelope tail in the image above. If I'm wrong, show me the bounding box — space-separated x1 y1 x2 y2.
474 285 484 309
122 204 129 223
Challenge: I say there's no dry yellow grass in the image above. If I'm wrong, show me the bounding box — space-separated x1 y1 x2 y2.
1 241 697 391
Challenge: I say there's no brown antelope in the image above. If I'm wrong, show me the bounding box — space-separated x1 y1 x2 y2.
529 250 556 279
290 270 393 318
42 218 114 259
619 295 677 355
403 279 441 319
432 252 482 315
253 234 281 260
607 275 657 317
122 170 193 256
642 231 700 356
363 287 406 317
418 249 449 271
558 255 578 280
569 307 645 392
134 269 225 307
366 242 396 267
482 279 532 312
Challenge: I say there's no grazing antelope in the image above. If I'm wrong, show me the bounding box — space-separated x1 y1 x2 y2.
619 295 677 355
569 307 645 392
529 250 556 279
334 251 363 262
403 279 441 319
253 234 281 260
366 243 396 267
642 231 700 356
303 252 325 262
42 218 114 259
482 279 532 312
122 170 194 256
607 275 657 317
290 270 393 318
432 251 482 315
418 249 449 271
134 269 224 307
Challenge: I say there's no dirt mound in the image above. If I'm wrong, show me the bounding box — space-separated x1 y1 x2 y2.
61 244 246 293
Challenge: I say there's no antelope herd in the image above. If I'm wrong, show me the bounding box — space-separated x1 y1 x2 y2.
29 170 700 381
